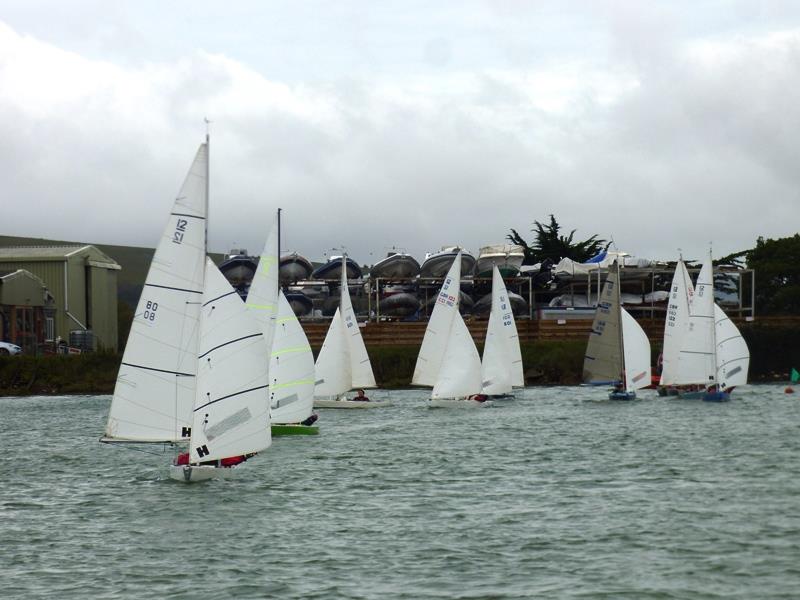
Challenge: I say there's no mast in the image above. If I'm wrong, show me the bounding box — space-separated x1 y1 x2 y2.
277 208 282 260
204 121 210 254
614 260 626 389
708 247 718 391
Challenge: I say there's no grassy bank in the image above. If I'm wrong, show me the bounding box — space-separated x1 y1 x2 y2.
2 324 798 396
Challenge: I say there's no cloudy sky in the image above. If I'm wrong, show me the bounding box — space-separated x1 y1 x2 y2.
2 1 799 266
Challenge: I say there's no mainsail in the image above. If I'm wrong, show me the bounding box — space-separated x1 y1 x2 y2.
104 143 208 443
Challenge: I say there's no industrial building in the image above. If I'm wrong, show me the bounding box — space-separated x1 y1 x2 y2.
0 246 120 352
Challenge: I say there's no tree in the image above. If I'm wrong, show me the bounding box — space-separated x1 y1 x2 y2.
508 214 609 265
746 234 800 315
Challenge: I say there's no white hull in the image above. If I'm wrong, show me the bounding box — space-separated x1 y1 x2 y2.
168 464 237 483
313 398 391 409
429 398 493 408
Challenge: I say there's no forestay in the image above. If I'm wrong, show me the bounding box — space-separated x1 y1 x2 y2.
104 143 208 443
188 258 271 464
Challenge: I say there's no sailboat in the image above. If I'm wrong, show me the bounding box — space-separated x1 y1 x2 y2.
313 256 386 408
583 260 651 400
480 265 524 397
413 251 488 407
661 251 749 401
246 213 318 433
168 258 271 481
103 140 272 481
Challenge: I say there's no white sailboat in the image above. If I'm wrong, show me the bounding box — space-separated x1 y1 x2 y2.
660 252 749 401
481 265 524 397
246 215 318 433
269 291 318 428
413 251 488 407
102 142 208 446
582 260 651 400
168 258 271 482
314 257 385 408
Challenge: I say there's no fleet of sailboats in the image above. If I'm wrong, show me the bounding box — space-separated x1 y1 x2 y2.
101 136 759 482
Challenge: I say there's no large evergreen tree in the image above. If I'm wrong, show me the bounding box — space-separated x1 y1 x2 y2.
508 214 608 265
746 234 800 315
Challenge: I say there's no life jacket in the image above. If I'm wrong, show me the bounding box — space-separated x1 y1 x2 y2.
175 452 189 466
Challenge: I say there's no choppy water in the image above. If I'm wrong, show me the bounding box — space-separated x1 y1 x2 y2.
1 386 799 599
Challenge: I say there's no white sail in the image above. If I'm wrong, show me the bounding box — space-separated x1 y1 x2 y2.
270 291 315 424
245 216 279 358
314 308 352 398
621 307 652 392
714 303 749 390
413 251 462 386
431 311 482 399
675 255 717 386
104 143 208 443
481 266 524 394
188 258 271 464
339 259 376 388
583 263 623 384
659 259 694 386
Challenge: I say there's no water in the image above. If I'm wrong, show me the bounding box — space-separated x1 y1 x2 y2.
1 386 799 599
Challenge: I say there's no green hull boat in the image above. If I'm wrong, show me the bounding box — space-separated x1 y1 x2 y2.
271 424 319 436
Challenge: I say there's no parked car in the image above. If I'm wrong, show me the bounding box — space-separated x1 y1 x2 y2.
0 341 22 355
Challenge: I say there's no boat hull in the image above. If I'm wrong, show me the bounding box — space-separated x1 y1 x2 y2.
420 250 476 279
371 254 421 279
429 398 493 408
168 464 236 483
271 424 320 436
313 399 391 409
608 390 637 401
702 390 730 402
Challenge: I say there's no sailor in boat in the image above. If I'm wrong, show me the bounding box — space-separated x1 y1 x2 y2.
300 413 319 426
174 452 255 468
468 394 489 403
352 389 370 402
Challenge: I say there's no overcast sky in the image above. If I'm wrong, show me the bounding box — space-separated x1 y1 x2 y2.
2 1 799 266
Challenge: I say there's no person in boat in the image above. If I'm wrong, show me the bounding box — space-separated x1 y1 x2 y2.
300 413 319 426
353 389 370 402
174 452 253 468
468 394 489 402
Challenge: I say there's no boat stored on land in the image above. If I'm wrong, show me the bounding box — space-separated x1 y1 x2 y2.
419 246 476 279
474 244 525 278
